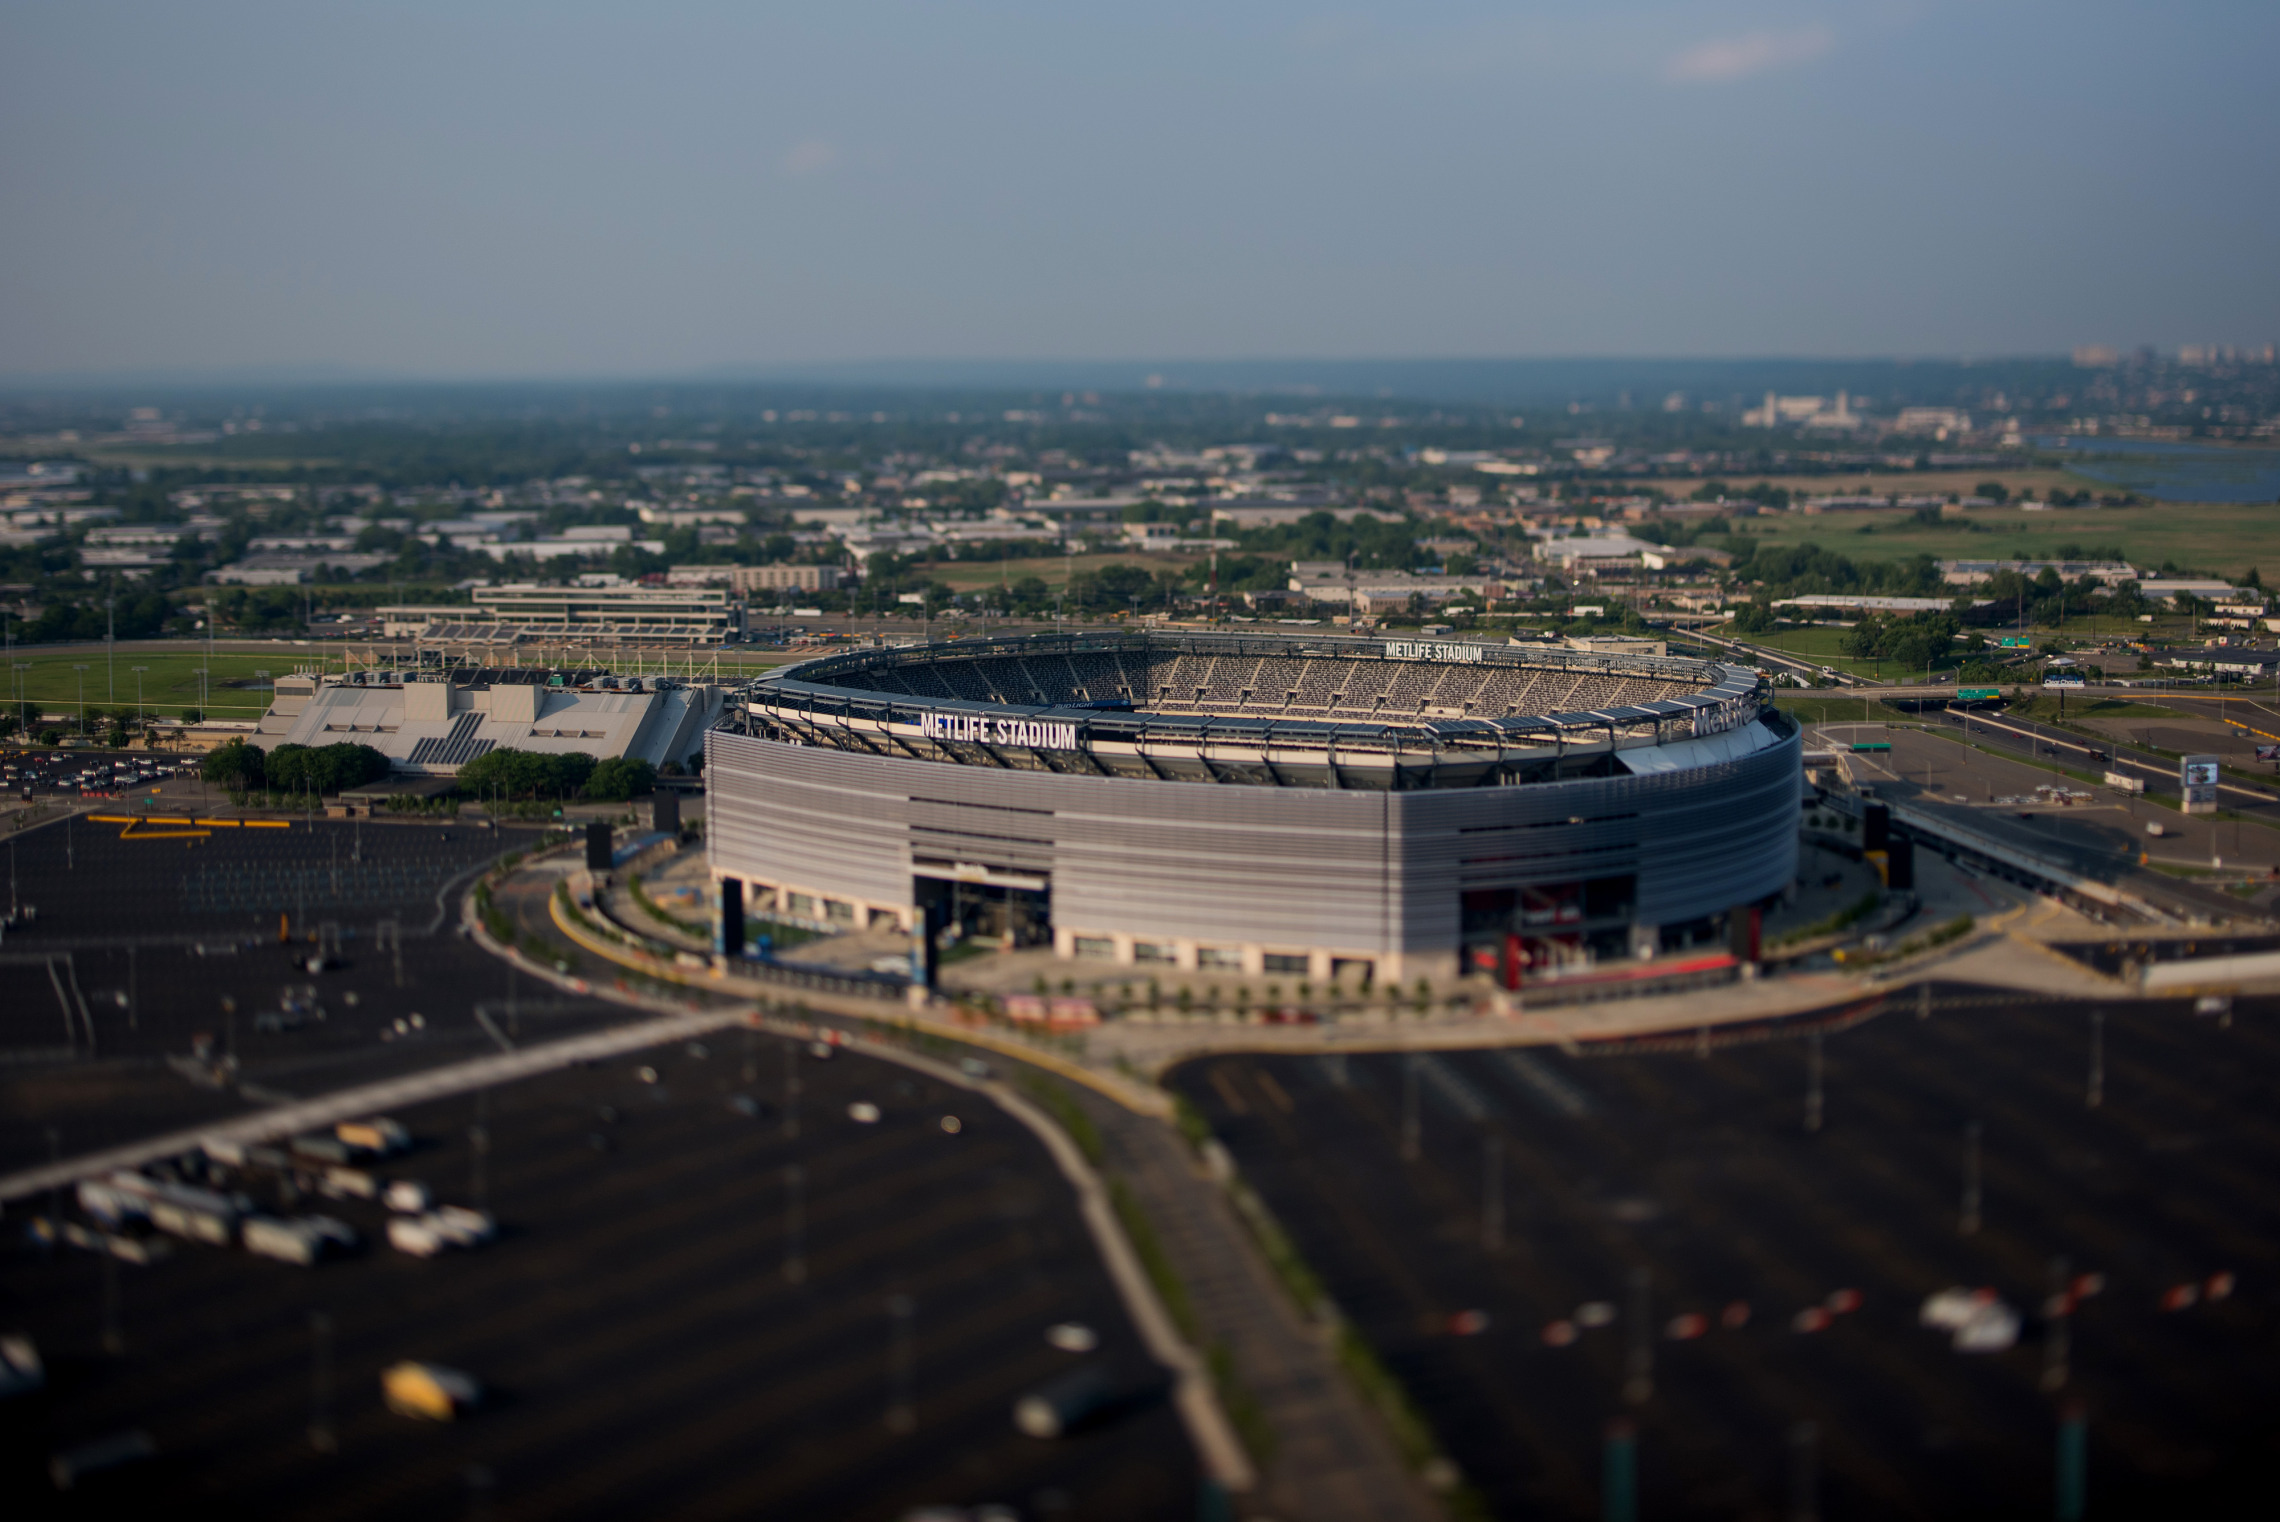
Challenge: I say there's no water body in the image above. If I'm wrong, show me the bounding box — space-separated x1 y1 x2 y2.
2037 435 2280 504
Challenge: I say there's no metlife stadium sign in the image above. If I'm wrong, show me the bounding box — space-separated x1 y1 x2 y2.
1384 640 1484 663
918 711 1081 750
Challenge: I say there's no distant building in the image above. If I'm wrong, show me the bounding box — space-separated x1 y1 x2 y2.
208 553 388 585
1937 560 2139 587
1285 561 1498 611
1532 535 1657 575
1892 407 1973 439
2138 578 2240 603
1773 595 1988 615
379 582 740 645
666 563 842 594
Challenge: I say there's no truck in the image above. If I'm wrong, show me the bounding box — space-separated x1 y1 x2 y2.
243 1215 358 1267
383 1179 432 1214
386 1205 494 1257
336 1117 411 1157
382 1361 481 1421
143 1181 242 1246
318 1166 378 1201
290 1132 356 1166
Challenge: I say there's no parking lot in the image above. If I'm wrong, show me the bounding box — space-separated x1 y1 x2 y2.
1170 990 2280 1519
4 1032 1195 1518
0 813 635 1176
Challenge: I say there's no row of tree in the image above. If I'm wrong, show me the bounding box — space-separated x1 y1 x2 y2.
199 740 656 803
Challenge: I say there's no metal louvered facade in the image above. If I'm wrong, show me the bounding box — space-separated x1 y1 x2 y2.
705 714 1799 983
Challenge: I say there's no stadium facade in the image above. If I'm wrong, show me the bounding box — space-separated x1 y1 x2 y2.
705 632 1800 985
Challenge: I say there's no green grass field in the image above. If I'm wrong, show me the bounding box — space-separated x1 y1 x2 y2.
918 550 1197 594
1729 497 2280 580
1771 693 1914 725
5 642 803 722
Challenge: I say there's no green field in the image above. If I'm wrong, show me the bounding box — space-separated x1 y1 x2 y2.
1730 627 1897 680
920 550 1196 594
1770 692 1918 725
1728 497 2280 581
5 642 803 723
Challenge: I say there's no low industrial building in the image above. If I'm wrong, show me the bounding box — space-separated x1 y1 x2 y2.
379 582 741 645
254 667 727 776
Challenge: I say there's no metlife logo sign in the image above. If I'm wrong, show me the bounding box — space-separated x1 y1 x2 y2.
918 711 1081 750
1383 640 1484 664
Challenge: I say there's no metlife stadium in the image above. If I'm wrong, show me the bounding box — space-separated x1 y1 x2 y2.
705 631 1800 985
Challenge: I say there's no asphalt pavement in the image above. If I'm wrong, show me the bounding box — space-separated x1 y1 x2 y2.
1170 989 2280 1520
4 1030 1195 1519
0 812 637 1176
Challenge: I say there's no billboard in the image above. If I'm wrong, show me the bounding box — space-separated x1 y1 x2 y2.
2258 745 2280 763
2182 753 2220 813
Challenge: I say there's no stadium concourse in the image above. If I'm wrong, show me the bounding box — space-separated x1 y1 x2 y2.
705 631 1802 988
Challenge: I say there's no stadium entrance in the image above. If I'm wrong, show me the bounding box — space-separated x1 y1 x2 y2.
914 869 1052 949
1462 878 1637 988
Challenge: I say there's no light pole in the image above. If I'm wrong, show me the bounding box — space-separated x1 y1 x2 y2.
71 664 88 738
131 666 148 735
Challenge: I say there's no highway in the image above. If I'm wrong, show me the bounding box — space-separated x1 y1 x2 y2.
1817 723 2274 926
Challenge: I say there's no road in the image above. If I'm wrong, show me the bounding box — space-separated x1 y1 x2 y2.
1816 721 2273 925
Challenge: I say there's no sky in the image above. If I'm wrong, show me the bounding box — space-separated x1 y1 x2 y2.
2 1 2275 380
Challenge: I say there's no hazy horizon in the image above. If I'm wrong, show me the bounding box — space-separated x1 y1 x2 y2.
5 2 2276 380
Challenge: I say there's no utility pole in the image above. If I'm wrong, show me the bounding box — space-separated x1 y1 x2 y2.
1624 1266 1653 1406
884 1293 916 1433
1804 1029 1825 1133
2087 1010 2105 1108
1400 1054 1421 1161
1482 1134 1505 1252
782 1162 807 1284
308 1310 337 1452
1960 1119 1983 1235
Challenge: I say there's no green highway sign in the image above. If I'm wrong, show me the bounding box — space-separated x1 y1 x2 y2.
1998 636 2033 648
1958 687 2002 701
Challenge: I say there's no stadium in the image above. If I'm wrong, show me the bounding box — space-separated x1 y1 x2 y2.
704 631 1801 986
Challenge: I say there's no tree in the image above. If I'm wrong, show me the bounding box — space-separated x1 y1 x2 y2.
583 756 656 802
1975 480 2010 504
268 742 390 795
458 747 597 800
202 739 265 789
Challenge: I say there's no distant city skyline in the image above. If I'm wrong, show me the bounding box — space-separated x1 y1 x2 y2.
3 1 2275 379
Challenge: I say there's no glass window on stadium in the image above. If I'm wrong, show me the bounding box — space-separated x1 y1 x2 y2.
919 878 1052 950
